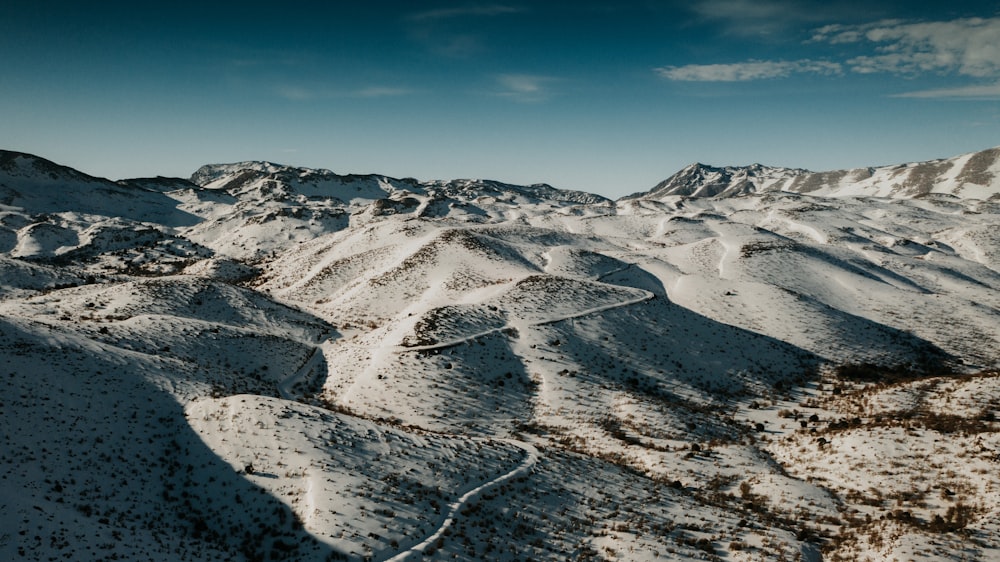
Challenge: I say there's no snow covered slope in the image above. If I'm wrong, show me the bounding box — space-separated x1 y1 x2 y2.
0 151 200 226
2 148 999 561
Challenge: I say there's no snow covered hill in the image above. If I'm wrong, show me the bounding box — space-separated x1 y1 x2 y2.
632 146 1000 201
2 148 999 561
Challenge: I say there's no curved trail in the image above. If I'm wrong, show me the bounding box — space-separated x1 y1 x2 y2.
277 341 328 400
333 285 654 406
397 288 655 354
383 440 539 562
315 280 650 560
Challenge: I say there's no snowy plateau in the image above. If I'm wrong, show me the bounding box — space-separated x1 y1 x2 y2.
1 146 999 562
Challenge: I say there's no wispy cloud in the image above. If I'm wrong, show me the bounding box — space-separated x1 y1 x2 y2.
407 4 523 22
688 0 850 37
656 60 841 82
353 86 415 98
893 82 1000 100
274 84 415 101
493 74 559 103
405 4 524 58
420 33 485 59
275 85 317 101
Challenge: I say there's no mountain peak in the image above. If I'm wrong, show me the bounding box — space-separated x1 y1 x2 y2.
628 161 807 200
189 161 339 188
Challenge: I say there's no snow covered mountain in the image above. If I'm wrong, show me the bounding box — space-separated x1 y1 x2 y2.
633 146 1000 201
629 162 808 199
2 148 999 561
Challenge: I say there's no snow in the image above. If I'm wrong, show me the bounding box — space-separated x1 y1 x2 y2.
2 146 999 561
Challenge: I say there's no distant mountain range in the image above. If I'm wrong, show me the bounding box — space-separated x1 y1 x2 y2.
4 145 999 215
2 146 999 561
631 146 1000 200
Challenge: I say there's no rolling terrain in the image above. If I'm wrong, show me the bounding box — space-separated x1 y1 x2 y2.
2 147 999 561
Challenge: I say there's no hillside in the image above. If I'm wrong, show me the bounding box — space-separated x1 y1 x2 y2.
1 148 999 561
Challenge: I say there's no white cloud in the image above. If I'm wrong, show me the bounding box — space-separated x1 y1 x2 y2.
813 17 1000 78
656 60 841 82
659 16 1000 94
493 74 559 102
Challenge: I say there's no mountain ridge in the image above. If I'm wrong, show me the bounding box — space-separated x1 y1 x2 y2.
5 146 1000 206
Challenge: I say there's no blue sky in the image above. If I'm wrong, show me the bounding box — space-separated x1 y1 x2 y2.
3 1 998 198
